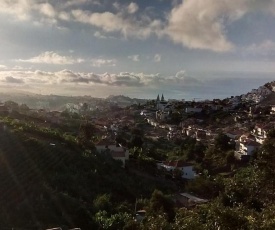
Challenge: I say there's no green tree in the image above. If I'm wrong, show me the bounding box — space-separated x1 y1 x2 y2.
77 122 96 149
95 210 132 230
172 208 204 230
214 133 233 151
94 194 112 213
254 129 275 204
148 190 175 222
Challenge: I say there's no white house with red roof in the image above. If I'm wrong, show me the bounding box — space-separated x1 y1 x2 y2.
158 160 196 179
96 139 129 167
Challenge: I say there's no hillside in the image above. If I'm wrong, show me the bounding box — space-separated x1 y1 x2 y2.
259 92 275 105
239 80 275 104
0 119 175 229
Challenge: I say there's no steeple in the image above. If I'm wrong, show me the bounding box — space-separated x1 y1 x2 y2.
161 94 164 101
156 94 160 102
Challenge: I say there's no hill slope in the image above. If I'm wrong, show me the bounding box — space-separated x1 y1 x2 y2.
0 121 174 229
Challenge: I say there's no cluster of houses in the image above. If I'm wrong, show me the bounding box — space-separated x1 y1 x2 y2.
2 90 275 182
141 93 275 171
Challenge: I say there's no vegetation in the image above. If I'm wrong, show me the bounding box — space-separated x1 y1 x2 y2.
0 116 175 229
0 96 274 229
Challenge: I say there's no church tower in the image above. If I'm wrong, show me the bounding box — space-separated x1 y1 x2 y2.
161 94 165 101
156 94 160 102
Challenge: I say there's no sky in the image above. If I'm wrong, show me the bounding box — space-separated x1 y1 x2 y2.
0 0 275 100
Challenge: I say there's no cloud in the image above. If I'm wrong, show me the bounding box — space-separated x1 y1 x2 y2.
246 40 275 56
0 0 33 21
94 31 107 39
2 0 275 53
17 51 84 65
0 69 203 88
165 0 238 52
153 54 161 62
128 55 140 62
165 0 275 52
4 76 24 84
0 65 7 70
71 9 162 39
127 2 139 14
39 3 56 18
58 11 71 21
175 70 201 85
91 59 116 67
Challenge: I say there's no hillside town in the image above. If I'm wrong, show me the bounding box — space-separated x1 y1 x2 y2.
1 82 275 179
0 81 275 229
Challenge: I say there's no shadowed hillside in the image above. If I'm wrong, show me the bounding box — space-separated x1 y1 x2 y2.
0 121 175 229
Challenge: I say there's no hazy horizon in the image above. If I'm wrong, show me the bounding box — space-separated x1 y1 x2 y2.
0 73 273 101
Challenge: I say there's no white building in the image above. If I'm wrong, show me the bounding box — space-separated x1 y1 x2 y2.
96 141 129 167
158 160 196 179
235 140 261 160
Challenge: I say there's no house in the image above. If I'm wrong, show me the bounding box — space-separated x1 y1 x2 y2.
195 129 206 141
158 160 196 179
185 107 203 113
270 105 275 115
174 193 208 208
96 140 129 167
65 103 81 114
185 128 195 137
156 111 169 120
146 118 158 127
235 140 261 161
225 129 243 140
252 123 274 144
135 210 146 222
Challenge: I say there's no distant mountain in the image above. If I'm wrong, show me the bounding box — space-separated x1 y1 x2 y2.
0 91 148 110
107 95 148 106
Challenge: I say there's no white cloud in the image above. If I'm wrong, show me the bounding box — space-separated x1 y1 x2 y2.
165 0 238 52
2 0 275 53
94 31 107 39
91 58 116 67
128 55 140 62
17 51 84 65
64 0 91 8
71 9 162 39
127 2 139 14
58 11 71 21
0 0 33 20
0 65 7 70
39 3 56 18
165 0 275 52
0 69 202 88
12 65 32 70
153 54 161 62
246 40 275 56
113 2 120 10
175 70 200 85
